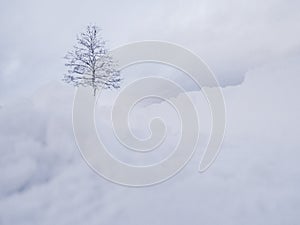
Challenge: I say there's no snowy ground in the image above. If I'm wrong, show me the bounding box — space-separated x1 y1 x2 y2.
0 55 300 225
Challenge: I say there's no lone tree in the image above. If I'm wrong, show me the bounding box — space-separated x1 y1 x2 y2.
63 25 121 96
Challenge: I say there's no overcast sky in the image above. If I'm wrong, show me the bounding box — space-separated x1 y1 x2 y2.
0 0 300 224
1 0 299 103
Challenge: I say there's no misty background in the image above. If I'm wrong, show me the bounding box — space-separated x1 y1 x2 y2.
0 0 300 224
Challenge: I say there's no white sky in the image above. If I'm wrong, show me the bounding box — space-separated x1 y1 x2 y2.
1 0 299 102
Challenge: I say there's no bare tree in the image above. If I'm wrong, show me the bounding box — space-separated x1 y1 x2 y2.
63 25 121 96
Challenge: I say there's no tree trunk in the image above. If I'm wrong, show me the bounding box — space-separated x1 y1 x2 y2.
92 70 96 96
